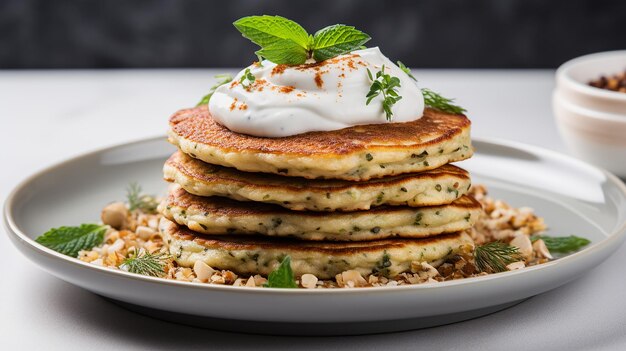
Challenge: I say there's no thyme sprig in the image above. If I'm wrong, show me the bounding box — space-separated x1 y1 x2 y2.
366 65 403 121
120 249 169 277
196 73 233 106
422 88 466 114
473 242 522 273
239 68 256 89
126 182 159 214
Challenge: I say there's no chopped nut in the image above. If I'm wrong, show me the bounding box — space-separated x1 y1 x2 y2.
253 275 267 286
136 226 155 240
101 202 130 229
417 262 440 280
301 274 318 289
222 271 238 284
510 234 533 259
193 261 215 282
336 270 367 288
533 239 553 259
245 276 257 287
506 261 526 270
107 238 125 255
148 217 159 230
210 274 226 284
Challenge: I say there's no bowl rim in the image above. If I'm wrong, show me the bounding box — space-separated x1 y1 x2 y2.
556 50 626 102
554 91 626 123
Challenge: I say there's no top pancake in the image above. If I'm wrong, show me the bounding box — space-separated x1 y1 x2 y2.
168 105 472 180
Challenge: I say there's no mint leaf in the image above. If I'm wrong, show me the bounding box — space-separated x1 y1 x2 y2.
36 224 107 257
264 255 298 288
233 15 310 49
257 39 308 65
197 74 233 106
530 235 590 253
312 24 371 61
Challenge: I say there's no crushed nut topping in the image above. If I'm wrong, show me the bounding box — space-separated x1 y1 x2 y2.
82 184 552 288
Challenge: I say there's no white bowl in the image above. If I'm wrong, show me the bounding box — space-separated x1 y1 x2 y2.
553 51 626 178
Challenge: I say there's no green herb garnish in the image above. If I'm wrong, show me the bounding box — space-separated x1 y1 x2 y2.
530 235 590 253
422 88 466 114
474 242 522 273
233 16 370 65
311 24 371 61
397 60 416 81
196 73 233 106
372 251 392 277
120 249 169 277
239 68 256 88
126 182 159 214
264 255 298 288
366 65 402 121
35 224 107 257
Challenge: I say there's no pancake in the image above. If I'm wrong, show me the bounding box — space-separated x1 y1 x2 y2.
158 185 482 241
159 218 474 279
167 105 472 181
164 151 472 212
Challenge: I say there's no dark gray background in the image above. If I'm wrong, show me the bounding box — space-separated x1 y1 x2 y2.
1 0 624 69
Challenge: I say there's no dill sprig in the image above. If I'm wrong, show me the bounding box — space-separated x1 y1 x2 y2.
473 241 522 273
366 65 403 121
196 73 233 106
422 88 466 114
120 249 169 277
239 68 256 88
397 61 417 81
126 182 159 214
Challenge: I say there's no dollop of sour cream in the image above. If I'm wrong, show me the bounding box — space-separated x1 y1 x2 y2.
208 47 424 137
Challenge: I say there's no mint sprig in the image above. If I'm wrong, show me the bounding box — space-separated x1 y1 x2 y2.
264 255 298 288
36 224 107 257
233 16 370 65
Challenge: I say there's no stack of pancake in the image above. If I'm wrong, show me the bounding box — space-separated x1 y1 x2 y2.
158 105 480 279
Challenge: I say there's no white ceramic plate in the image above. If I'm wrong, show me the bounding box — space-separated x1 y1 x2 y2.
4 137 626 335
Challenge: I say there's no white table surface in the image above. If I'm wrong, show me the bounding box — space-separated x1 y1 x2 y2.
1 69 625 350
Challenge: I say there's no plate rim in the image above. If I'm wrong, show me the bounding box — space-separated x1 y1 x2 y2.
4 136 626 295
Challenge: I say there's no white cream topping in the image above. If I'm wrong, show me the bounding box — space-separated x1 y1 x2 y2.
208 47 424 137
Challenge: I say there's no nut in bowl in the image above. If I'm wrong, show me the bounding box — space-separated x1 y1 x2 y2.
553 50 626 178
